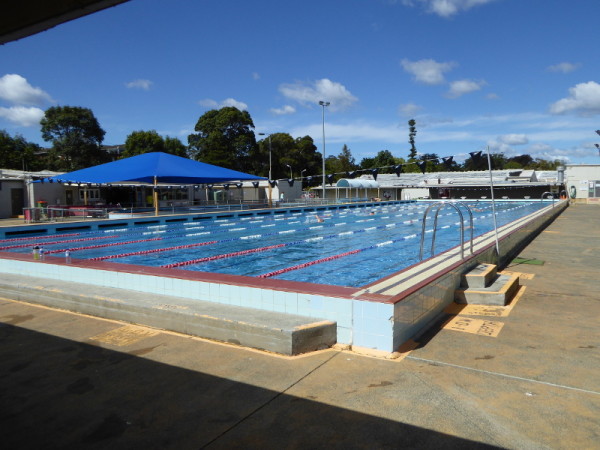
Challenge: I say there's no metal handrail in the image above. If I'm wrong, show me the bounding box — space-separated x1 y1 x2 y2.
541 191 555 207
419 201 474 260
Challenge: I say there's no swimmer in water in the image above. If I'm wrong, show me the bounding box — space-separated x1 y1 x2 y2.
315 215 324 223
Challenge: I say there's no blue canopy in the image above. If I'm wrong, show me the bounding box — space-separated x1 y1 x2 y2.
42 152 265 185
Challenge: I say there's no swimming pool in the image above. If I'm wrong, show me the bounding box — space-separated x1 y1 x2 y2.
0 201 547 287
0 199 567 352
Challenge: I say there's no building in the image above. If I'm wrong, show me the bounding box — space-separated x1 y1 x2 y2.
316 168 570 202
564 164 600 203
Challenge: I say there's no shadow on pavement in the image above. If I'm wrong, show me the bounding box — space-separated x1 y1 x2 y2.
0 323 498 449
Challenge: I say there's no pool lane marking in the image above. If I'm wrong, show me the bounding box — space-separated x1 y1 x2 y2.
162 243 287 268
151 220 416 268
45 237 164 255
0 234 119 250
90 239 220 261
257 234 418 278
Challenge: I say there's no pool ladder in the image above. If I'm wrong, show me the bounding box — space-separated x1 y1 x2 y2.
419 201 474 260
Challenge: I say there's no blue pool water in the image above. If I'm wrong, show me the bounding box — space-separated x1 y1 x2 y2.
1 201 547 287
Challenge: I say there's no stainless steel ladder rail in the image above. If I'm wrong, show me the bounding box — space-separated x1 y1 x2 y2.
419 201 474 260
541 191 555 207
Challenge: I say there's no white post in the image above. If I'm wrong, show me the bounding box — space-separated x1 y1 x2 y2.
486 146 500 256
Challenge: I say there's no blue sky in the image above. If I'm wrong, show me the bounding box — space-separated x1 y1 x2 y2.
1 0 600 166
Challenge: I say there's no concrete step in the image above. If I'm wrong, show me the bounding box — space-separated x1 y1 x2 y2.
0 274 336 356
461 263 497 289
455 272 520 306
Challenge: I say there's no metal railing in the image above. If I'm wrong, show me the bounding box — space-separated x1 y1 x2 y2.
419 201 474 260
541 191 555 207
23 207 112 223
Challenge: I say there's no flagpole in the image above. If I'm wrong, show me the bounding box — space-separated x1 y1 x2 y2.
486 146 500 257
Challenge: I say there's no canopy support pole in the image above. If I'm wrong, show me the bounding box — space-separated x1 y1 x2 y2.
153 176 159 216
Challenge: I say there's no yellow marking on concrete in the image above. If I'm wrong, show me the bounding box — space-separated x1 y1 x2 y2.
500 270 535 280
153 303 189 310
90 325 159 347
443 316 504 337
445 303 511 317
91 295 124 303
542 230 561 234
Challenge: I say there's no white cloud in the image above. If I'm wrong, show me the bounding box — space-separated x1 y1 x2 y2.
402 0 499 18
0 74 54 106
398 103 422 117
499 134 528 145
252 72 260 80
270 105 296 115
278 78 358 111
549 81 600 115
221 98 248 110
0 105 45 126
400 58 456 85
198 98 219 108
547 62 580 74
198 98 248 110
445 79 485 98
486 93 500 100
125 79 153 90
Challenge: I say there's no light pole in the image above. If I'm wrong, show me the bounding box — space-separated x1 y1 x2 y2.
319 101 330 200
286 164 293 179
258 132 273 207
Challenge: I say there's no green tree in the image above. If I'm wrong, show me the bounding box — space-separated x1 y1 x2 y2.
0 130 43 171
324 144 358 176
40 106 107 171
252 133 320 180
164 136 187 157
372 150 396 172
358 156 376 169
408 119 417 160
188 107 257 172
122 130 165 157
506 154 534 168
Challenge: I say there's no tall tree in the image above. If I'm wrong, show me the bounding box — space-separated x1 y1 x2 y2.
0 130 43 171
323 144 358 175
40 106 107 171
372 150 396 172
252 133 320 180
188 107 256 172
408 119 417 160
164 136 187 157
122 130 165 157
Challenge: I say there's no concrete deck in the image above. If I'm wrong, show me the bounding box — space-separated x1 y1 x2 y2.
0 204 598 448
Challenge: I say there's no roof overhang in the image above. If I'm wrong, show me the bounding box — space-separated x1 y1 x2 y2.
1 0 130 45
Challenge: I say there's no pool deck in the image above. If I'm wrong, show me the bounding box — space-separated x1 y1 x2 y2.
0 204 598 448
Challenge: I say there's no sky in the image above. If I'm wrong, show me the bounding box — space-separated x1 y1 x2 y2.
1 0 600 168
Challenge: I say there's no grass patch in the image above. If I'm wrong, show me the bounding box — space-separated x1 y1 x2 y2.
512 257 545 266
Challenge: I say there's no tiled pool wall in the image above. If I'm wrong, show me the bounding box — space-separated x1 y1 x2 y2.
0 200 566 353
390 201 567 349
